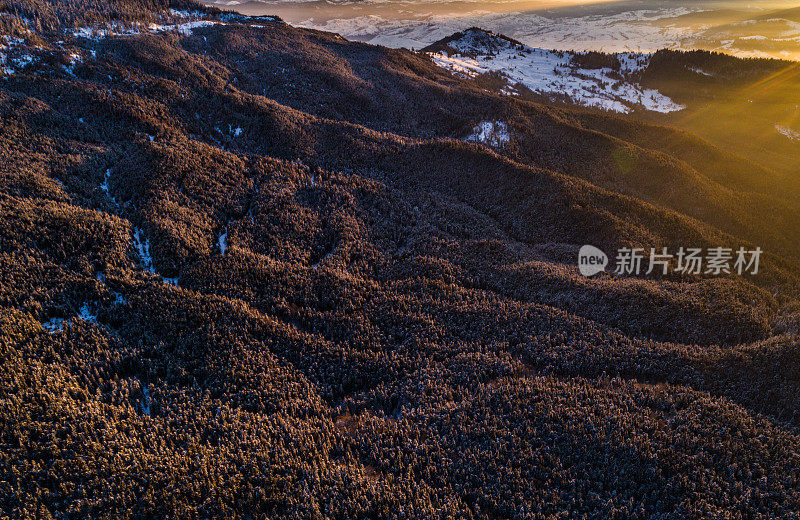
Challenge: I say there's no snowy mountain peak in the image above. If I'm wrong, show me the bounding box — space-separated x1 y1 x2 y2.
432 27 526 57
425 29 683 114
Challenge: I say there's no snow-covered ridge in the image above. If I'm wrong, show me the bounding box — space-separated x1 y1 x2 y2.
427 28 684 114
68 10 281 41
69 19 218 40
148 20 218 36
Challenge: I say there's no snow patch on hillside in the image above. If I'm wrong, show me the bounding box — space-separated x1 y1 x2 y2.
78 303 97 324
776 124 800 141
41 303 97 333
465 121 510 147
70 23 142 40
689 67 713 76
100 168 117 204
132 227 180 285
0 52 9 75
140 386 152 416
169 9 205 19
42 317 67 333
133 228 155 274
219 226 228 256
428 29 684 114
62 52 83 76
1 36 36 75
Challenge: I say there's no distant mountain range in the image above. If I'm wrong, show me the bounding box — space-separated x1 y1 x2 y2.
212 0 800 61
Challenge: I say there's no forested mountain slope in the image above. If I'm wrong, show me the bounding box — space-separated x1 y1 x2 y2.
2 1 800 518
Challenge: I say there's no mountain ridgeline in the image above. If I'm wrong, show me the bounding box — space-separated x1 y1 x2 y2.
2 1 800 518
